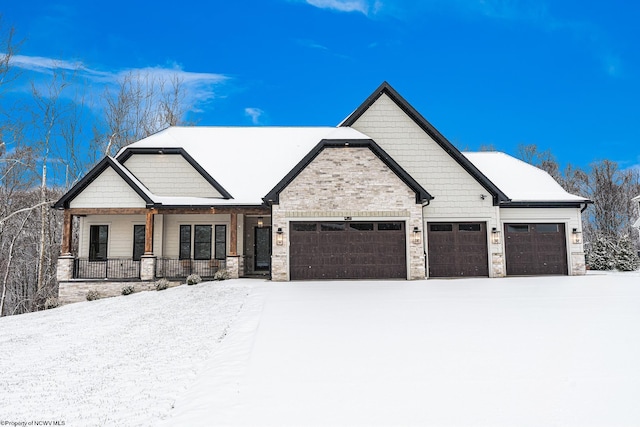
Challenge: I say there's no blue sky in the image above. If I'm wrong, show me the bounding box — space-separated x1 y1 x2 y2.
3 0 639 170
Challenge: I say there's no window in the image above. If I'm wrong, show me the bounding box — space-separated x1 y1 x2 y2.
459 223 481 232
179 225 191 259
215 225 226 260
507 225 530 233
292 223 317 232
430 224 452 232
133 225 145 261
320 223 345 231
536 224 559 233
194 225 212 260
378 222 402 231
89 225 108 260
350 223 374 231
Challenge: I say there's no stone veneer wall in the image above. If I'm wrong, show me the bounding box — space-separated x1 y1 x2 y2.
271 146 425 281
58 280 182 305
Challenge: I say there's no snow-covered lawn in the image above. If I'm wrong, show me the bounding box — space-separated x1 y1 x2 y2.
2 273 640 426
0 281 251 426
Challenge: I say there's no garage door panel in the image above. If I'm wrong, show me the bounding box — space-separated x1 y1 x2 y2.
427 222 489 277
505 223 568 276
290 221 406 280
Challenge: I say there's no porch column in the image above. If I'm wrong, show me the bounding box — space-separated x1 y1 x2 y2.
141 209 156 281
144 210 154 255
226 212 240 278
229 212 238 256
61 209 73 256
57 209 74 282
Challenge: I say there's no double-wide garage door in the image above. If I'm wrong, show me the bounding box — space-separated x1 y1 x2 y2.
290 221 406 280
504 223 568 275
427 222 489 277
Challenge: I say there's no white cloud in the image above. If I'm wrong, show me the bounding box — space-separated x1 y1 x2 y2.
304 0 380 15
5 53 229 113
244 107 264 124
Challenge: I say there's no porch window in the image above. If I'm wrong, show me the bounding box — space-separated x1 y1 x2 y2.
89 225 108 261
133 225 145 261
194 225 212 260
179 225 191 259
215 225 226 260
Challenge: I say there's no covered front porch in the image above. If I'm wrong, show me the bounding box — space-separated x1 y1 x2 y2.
56 206 272 300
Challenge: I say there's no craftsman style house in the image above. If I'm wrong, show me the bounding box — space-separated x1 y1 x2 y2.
54 82 590 302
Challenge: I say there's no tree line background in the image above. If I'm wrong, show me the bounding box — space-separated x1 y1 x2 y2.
1 20 639 316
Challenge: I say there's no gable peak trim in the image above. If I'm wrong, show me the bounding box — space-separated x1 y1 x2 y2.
117 147 233 199
53 157 154 209
340 82 510 205
263 138 433 206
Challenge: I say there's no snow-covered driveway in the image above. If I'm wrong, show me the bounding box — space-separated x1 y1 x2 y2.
168 273 640 427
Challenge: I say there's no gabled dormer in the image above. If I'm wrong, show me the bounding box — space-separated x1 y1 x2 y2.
117 147 231 199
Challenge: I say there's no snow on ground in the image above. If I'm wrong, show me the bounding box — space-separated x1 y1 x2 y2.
167 272 640 427
0 281 251 426
2 273 640 427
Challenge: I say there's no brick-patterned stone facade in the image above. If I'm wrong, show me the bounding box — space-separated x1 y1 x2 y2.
58 280 182 305
226 256 240 279
56 255 74 282
271 146 425 281
140 255 156 280
571 252 586 275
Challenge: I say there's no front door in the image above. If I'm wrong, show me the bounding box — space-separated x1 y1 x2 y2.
254 227 271 271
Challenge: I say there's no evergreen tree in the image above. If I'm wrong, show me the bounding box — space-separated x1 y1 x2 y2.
615 235 640 271
586 236 616 270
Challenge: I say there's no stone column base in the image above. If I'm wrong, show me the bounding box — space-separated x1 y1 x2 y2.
140 255 157 281
226 256 240 279
56 255 75 282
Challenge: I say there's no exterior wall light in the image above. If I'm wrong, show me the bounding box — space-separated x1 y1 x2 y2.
412 226 422 245
257 217 263 228
572 228 582 244
491 227 501 245
276 227 284 246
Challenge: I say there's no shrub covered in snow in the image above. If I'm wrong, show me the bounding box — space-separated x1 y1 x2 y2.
121 285 135 296
86 290 101 301
155 278 170 291
586 235 640 271
586 236 616 270
213 269 230 281
44 297 59 310
615 235 640 271
186 274 202 285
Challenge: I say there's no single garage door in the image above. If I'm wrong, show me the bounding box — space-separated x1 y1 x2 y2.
427 222 489 277
289 221 406 280
504 223 568 276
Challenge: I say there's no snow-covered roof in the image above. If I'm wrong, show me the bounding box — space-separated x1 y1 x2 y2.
463 151 588 203
119 126 371 206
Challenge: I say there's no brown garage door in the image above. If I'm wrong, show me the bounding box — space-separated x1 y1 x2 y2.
427 222 489 277
289 221 406 280
504 223 568 276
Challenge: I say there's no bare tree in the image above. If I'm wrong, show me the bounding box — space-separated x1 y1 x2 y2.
99 71 189 156
0 15 22 96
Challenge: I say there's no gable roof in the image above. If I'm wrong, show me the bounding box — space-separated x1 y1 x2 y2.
117 147 233 199
263 139 433 205
115 126 372 206
463 152 591 207
341 82 510 205
53 157 154 209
